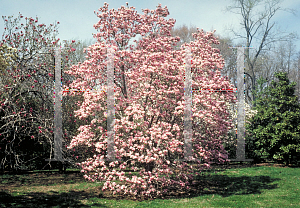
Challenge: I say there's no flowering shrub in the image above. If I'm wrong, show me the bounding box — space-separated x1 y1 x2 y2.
226 101 258 125
225 101 258 142
223 101 258 159
65 3 236 199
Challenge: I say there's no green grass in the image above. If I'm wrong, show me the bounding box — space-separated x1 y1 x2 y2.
1 164 300 207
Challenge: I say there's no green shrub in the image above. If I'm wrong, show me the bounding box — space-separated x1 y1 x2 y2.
245 72 300 165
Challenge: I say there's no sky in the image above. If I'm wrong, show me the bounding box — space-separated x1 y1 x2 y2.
1 0 300 50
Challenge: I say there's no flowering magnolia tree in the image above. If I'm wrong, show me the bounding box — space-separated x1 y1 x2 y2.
64 3 236 199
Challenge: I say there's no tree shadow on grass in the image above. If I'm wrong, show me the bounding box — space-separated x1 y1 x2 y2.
0 190 107 208
97 168 280 201
136 163 282 200
195 174 278 197
161 173 280 200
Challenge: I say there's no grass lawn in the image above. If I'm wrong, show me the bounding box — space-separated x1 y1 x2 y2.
0 162 300 207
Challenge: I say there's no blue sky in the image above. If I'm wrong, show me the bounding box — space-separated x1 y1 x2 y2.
1 0 299 50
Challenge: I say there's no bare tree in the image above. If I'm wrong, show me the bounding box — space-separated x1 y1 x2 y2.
273 40 296 76
249 37 300 103
226 0 298 105
171 24 198 49
294 51 300 101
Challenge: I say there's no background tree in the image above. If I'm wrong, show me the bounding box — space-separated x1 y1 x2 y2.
226 0 298 105
295 52 300 101
251 38 300 97
171 24 197 49
245 72 300 165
